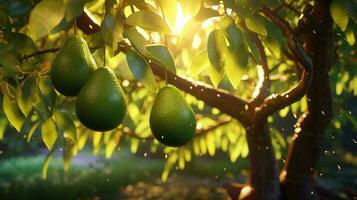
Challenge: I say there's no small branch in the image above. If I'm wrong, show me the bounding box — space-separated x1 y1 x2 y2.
23 46 102 59
254 7 313 119
247 32 270 105
195 118 232 137
23 48 60 59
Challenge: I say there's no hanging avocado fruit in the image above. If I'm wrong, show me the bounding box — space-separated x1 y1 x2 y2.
75 67 127 131
51 35 97 96
150 85 196 147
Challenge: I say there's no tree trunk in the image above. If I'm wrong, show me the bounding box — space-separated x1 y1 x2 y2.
280 0 333 199
239 120 280 200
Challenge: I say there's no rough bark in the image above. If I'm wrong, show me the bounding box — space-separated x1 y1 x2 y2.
280 0 333 199
240 120 281 200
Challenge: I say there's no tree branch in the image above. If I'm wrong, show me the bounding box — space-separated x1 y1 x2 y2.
246 32 270 106
149 62 250 125
254 7 313 119
195 118 232 137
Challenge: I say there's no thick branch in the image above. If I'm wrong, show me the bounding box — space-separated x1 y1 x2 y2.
150 62 250 125
255 70 310 119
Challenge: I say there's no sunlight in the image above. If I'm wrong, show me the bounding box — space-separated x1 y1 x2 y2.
172 3 191 34
192 33 202 49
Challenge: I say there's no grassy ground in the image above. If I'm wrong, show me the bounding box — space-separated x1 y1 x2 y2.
0 148 248 200
0 147 355 200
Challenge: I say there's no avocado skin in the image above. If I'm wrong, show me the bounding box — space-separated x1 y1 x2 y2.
150 85 196 147
51 35 97 96
75 67 127 132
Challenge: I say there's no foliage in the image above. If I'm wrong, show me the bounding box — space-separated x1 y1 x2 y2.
0 0 356 182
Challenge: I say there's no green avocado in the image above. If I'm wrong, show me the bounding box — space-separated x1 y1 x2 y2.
75 67 127 131
51 35 97 96
149 85 196 147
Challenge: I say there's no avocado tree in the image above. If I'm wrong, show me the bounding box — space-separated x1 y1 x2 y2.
0 0 356 199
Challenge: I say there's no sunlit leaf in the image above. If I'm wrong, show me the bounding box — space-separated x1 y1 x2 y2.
192 138 200 155
146 44 176 73
126 48 157 92
178 149 185 169
41 118 57 150
27 121 40 143
346 29 355 46
63 0 88 21
42 148 56 179
0 118 8 140
206 133 216 156
207 30 224 73
245 15 267 36
38 76 56 110
330 0 349 31
243 31 260 63
158 0 177 27
3 95 26 132
63 138 77 171
180 0 201 17
18 75 38 117
130 138 139 153
28 0 65 40
125 10 171 33
207 66 225 87
53 111 76 142
199 136 207 154
105 132 121 159
190 51 210 76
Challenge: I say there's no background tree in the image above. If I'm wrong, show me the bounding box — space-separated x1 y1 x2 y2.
0 0 356 199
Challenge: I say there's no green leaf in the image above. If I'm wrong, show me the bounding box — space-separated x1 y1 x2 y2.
0 43 19 76
180 0 201 17
190 51 210 75
127 0 158 12
223 43 247 88
63 138 77 171
125 10 170 33
3 95 26 132
7 32 37 56
245 15 267 36
207 30 225 73
208 66 224 87
146 44 176 73
42 148 56 179
330 0 349 31
64 0 89 21
243 31 260 63
206 133 216 156
38 76 56 110
41 118 57 150
28 0 65 40
126 48 157 92
0 117 8 140
53 111 76 142
130 138 139 153
3 0 32 17
27 122 40 143
224 24 243 51
158 0 177 27
102 13 124 49
124 28 149 56
346 29 355 46
18 75 38 117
